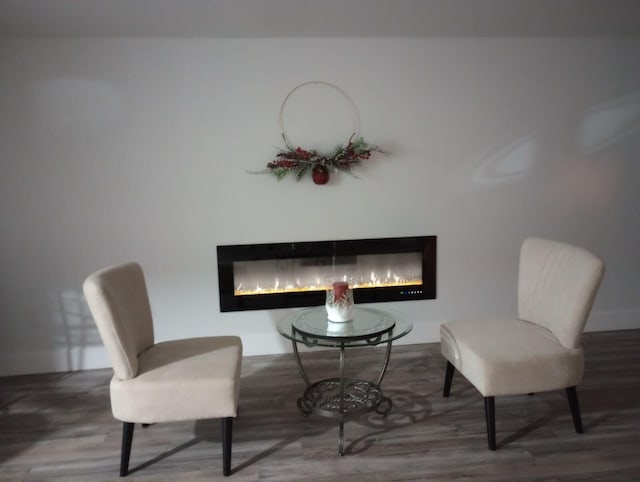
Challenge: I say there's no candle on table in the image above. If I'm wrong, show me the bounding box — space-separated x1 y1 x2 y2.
332 281 349 302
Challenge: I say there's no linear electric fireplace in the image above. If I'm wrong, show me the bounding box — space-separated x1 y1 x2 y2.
217 236 436 312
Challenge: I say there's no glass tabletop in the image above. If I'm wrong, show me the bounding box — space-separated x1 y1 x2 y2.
277 306 413 347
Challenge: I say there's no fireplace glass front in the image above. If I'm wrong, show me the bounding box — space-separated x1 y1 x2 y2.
217 236 436 312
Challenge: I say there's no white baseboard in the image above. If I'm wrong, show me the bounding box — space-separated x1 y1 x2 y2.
2 309 638 377
585 309 640 332
0 346 111 377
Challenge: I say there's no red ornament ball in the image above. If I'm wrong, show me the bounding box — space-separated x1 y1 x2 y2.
312 165 330 185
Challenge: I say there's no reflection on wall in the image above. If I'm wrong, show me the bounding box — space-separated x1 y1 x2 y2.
471 134 536 185
579 93 640 153
449 134 537 191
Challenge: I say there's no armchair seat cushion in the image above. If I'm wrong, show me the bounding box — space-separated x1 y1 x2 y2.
441 318 583 397
110 336 242 424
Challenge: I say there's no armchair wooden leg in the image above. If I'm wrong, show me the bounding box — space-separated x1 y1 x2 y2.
443 361 455 397
566 386 584 433
484 397 496 450
120 422 135 477
222 417 233 476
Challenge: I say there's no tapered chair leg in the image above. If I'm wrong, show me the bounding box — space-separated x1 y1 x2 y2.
484 397 496 450
443 361 455 397
222 417 233 476
566 386 584 433
120 422 135 477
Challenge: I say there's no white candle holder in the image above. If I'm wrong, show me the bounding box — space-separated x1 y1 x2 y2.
325 280 354 322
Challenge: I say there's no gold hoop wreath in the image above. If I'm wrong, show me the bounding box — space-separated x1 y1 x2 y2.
253 81 386 185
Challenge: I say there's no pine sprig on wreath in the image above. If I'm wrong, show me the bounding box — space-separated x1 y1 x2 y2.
258 133 386 183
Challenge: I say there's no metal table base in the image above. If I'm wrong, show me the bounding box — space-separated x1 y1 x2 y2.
277 307 412 456
292 336 394 455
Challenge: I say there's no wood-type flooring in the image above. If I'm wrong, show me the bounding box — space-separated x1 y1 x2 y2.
1 329 639 481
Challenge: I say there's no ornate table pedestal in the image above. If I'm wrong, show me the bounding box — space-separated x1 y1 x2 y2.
277 306 412 455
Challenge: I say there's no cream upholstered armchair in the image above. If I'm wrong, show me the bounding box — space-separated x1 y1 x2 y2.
83 262 242 476
440 237 604 450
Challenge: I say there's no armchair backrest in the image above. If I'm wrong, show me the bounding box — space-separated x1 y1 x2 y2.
518 237 604 349
83 262 155 380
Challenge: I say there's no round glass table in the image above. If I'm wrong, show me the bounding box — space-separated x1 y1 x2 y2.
277 306 413 455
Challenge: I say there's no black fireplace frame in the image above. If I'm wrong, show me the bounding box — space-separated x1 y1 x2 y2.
217 235 436 312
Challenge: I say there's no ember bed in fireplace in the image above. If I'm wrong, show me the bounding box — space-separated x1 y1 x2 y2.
217 236 436 312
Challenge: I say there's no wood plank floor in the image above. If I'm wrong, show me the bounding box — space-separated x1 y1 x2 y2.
2 329 640 481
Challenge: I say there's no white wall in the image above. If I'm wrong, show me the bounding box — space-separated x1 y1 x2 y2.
1 37 639 376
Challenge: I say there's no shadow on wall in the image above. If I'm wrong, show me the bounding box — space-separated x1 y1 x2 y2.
0 287 104 376
51 288 103 372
